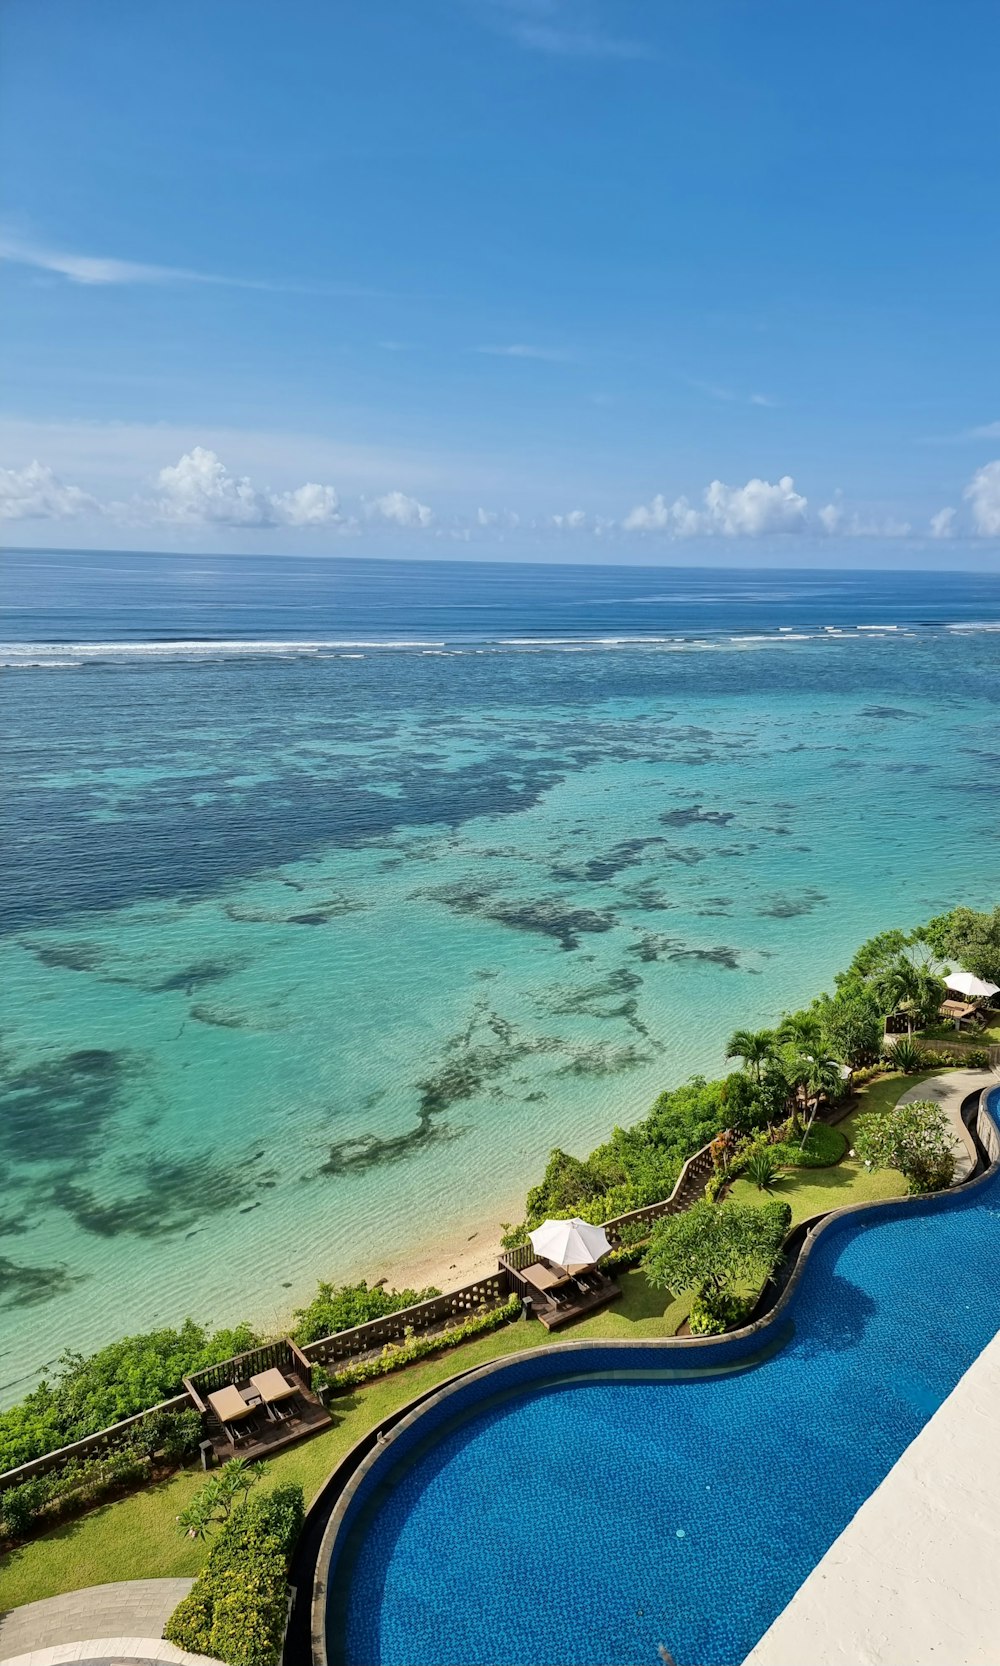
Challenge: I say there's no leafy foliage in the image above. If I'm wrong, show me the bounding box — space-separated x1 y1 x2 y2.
642 1198 791 1302
745 1146 780 1189
177 1459 269 1539
921 905 1000 985
884 1037 924 1073
852 1098 956 1193
0 1320 259 1471
164 1482 305 1666
0 1408 204 1544
291 1279 441 1346
321 1294 521 1391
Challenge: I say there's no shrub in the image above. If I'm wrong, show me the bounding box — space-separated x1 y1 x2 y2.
964 1047 990 1070
0 1478 49 1539
745 1147 780 1190
0 1319 260 1471
853 1099 956 1194
291 1279 441 1346
322 1295 521 1392
773 1124 847 1169
643 1198 790 1304
689 1291 752 1336
164 1483 304 1666
884 1037 924 1074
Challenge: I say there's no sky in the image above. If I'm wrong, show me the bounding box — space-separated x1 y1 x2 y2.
1 0 999 565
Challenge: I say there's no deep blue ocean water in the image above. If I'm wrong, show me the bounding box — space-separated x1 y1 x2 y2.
336 1094 1000 1666
1 551 998 1400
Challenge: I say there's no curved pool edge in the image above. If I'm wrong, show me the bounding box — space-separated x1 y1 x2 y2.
303 1076 1000 1666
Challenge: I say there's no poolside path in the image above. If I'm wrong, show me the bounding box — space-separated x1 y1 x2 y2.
0 1580 211 1666
743 1322 1000 1665
897 1066 991 1182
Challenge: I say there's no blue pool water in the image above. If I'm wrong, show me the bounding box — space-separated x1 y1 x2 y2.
334 1091 1000 1666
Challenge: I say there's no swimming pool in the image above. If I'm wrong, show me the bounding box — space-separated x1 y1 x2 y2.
323 1088 1000 1666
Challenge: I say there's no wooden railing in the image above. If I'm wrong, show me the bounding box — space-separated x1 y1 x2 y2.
300 1275 511 1369
185 1337 313 1409
0 1392 194 1491
499 1141 716 1281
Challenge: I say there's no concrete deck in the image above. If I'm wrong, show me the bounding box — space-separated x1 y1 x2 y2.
744 1321 1000 1664
0 1582 195 1665
0 1642 214 1666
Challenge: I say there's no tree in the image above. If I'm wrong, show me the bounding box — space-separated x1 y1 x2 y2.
817 991 883 1067
775 1011 825 1053
852 1098 956 1193
725 1028 776 1084
798 1055 845 1145
921 905 1000 986
872 955 945 1034
643 1198 790 1300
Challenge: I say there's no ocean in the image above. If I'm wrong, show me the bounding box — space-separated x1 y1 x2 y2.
1 550 998 1402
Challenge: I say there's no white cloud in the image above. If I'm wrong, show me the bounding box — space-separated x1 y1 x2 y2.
0 230 374 297
475 343 573 362
625 476 808 537
364 489 433 528
273 482 342 527
818 501 912 538
550 509 587 529
153 448 275 526
481 2 648 59
476 506 520 528
965 459 1000 536
0 459 100 520
929 506 957 538
968 421 1000 440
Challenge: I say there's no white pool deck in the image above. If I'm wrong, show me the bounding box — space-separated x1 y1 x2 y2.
745 1088 1000 1666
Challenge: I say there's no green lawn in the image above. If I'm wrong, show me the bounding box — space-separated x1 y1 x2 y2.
0 1067 943 1614
919 1021 1000 1045
0 1274 688 1612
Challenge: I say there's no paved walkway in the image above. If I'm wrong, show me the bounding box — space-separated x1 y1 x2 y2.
897 1066 993 1182
0 1581 199 1665
744 1324 1000 1665
0 1642 214 1666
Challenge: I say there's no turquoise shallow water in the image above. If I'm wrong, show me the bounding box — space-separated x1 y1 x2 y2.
1 555 998 1401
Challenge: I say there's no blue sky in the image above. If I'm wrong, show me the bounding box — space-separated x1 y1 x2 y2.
1 0 999 562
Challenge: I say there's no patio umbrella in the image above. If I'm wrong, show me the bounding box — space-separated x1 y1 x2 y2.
945 972 1000 1000
529 1217 611 1273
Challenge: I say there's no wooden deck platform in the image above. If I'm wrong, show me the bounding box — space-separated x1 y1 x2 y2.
532 1280 623 1331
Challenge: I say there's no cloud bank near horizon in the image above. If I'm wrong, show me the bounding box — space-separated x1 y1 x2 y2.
1 446 998 544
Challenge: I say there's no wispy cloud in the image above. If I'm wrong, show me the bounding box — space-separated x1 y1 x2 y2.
475 343 574 361
0 230 375 297
688 378 778 409
968 420 1000 439
476 1 649 61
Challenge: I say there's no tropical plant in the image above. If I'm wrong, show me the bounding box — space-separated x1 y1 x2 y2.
921 905 1000 986
176 1458 269 1539
775 1011 825 1053
817 990 883 1066
643 1198 790 1303
724 1028 776 1083
852 1098 956 1193
291 1279 440 1346
0 1320 260 1471
165 1483 305 1666
872 955 945 1034
745 1146 781 1190
883 1036 924 1073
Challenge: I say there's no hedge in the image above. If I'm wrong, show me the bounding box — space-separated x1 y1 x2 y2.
164 1482 304 1666
318 1294 521 1393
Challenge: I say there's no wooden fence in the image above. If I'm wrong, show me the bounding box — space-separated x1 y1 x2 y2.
0 1393 193 1491
184 1336 314 1408
501 1140 716 1277
300 1274 511 1369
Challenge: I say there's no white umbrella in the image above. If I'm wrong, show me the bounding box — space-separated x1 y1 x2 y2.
529 1217 611 1273
945 971 999 1000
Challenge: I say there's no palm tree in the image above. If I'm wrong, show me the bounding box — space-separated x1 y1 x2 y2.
799 1055 844 1145
775 1011 824 1052
873 956 944 1036
725 1028 776 1083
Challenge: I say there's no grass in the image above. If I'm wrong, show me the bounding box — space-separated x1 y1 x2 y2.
919 1021 1000 1045
0 1066 951 1613
0 1273 687 1612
